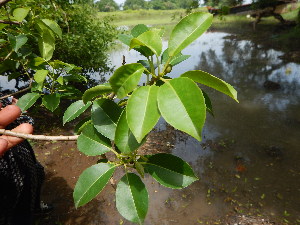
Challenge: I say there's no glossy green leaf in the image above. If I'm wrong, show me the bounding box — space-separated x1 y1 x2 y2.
42 93 60 112
8 34 28 52
74 163 116 208
115 110 143 154
118 34 133 46
130 29 162 56
41 19 62 39
161 49 190 66
157 77 206 141
82 84 113 104
63 100 92 125
168 12 213 57
34 69 48 85
74 117 91 135
116 173 148 224
77 124 111 156
135 161 145 178
38 28 55 61
92 99 122 140
181 70 238 102
202 90 214 116
16 93 40 111
109 63 144 99
131 24 149 37
13 7 30 22
127 86 160 143
144 153 198 189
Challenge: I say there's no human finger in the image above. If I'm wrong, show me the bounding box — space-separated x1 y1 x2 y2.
0 105 21 129
0 138 8 157
2 123 34 150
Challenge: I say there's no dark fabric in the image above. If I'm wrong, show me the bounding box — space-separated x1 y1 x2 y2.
0 93 45 225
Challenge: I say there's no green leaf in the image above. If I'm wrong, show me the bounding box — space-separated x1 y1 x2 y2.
116 173 148 224
157 77 206 141
118 34 133 46
181 70 238 102
82 84 113 104
109 63 144 99
143 153 198 189
63 100 92 125
13 7 30 22
127 86 160 143
115 110 143 154
161 49 190 66
92 99 122 140
131 24 149 37
74 163 116 208
41 19 62 39
77 124 111 156
74 117 91 135
8 34 28 52
135 161 145 178
42 93 60 112
38 27 55 61
34 69 48 85
202 90 214 116
130 29 162 56
16 93 40 111
168 12 213 57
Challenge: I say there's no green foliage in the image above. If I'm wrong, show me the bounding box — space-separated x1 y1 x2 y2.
70 12 238 224
124 0 147 10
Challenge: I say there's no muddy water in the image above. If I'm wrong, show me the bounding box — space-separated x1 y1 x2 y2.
108 32 300 224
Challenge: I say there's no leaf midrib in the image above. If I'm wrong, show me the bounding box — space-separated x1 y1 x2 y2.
126 173 142 224
77 166 115 206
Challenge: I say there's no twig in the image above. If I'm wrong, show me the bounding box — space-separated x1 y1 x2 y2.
0 0 12 8
0 20 21 25
0 79 32 100
0 129 78 141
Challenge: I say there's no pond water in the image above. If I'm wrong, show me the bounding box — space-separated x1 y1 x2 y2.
108 32 300 224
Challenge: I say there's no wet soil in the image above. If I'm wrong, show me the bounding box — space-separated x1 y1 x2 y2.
32 122 295 225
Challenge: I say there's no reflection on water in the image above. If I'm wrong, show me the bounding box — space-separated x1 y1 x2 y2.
109 32 300 224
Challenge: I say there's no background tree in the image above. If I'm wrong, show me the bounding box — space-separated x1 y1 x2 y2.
95 0 119 12
123 0 147 10
1 0 118 76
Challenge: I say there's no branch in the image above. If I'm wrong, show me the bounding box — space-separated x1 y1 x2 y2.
0 129 78 141
0 0 12 8
0 20 21 25
0 79 32 100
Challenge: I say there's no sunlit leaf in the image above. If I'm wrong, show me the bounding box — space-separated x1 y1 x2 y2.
168 12 213 57
161 49 190 66
41 19 62 39
74 163 116 208
82 84 113 104
127 86 160 143
157 77 206 141
131 24 149 37
130 29 162 56
34 69 48 85
109 63 144 99
13 7 30 22
181 70 238 102
8 34 28 52
42 93 60 112
63 100 92 125
115 110 143 154
77 124 111 156
16 93 40 111
38 28 55 61
92 99 122 140
116 173 148 224
143 153 198 189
